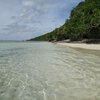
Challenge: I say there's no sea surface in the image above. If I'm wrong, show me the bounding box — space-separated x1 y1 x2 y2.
0 42 100 100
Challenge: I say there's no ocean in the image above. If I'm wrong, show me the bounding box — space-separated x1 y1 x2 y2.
0 42 100 100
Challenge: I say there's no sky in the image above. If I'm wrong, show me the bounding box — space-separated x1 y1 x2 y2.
0 0 83 40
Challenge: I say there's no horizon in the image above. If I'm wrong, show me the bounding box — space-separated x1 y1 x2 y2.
0 0 83 40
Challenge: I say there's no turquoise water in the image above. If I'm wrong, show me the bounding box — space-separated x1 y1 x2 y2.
0 42 100 100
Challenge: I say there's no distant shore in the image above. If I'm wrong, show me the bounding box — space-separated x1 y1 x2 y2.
57 42 100 50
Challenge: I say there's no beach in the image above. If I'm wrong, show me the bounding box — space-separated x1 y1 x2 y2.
57 43 100 50
0 42 100 100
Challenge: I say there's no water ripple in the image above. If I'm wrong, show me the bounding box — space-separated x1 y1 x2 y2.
0 42 100 100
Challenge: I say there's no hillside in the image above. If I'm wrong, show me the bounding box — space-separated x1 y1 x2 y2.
30 0 100 41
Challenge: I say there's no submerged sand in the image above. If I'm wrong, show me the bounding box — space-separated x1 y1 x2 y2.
57 43 100 50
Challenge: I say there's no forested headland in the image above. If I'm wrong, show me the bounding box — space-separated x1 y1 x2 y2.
29 0 100 42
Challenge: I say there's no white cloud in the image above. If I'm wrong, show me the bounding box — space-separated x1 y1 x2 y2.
22 0 34 6
0 0 83 40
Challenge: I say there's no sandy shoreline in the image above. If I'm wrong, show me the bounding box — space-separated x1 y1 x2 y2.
57 43 100 50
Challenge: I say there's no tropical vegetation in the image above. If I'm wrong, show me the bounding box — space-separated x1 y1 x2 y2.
30 0 100 41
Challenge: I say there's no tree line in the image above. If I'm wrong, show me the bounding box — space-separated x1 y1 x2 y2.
30 0 100 41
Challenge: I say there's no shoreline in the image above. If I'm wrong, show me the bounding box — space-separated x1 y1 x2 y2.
57 42 100 51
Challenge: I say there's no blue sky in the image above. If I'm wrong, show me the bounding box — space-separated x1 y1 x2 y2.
0 0 83 40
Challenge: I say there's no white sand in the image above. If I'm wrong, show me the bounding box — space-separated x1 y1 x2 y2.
57 43 100 50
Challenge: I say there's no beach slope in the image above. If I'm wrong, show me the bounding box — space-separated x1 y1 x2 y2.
57 43 100 50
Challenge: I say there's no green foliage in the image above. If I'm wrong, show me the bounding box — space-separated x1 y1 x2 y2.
31 0 100 41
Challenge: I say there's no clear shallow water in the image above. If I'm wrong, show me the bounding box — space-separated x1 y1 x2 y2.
0 42 100 100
